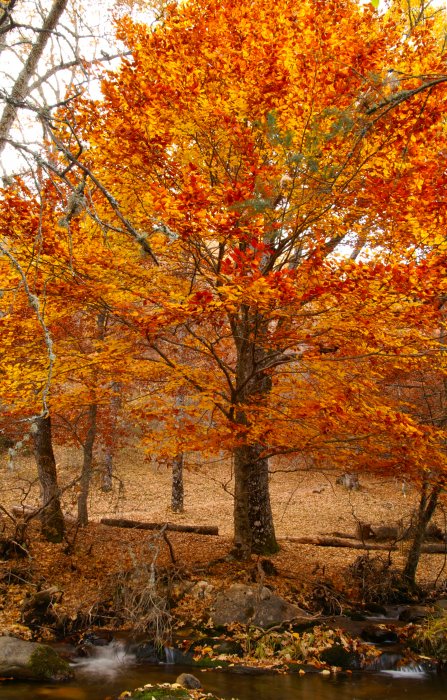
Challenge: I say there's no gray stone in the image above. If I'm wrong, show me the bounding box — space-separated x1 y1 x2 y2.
210 584 309 628
0 635 73 681
176 672 202 689
398 605 432 623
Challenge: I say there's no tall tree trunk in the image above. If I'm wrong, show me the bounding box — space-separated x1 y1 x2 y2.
32 415 64 543
77 403 97 526
101 381 121 492
171 452 184 513
233 444 253 559
232 443 278 558
102 450 113 493
402 479 441 586
247 445 278 554
171 390 185 513
231 315 278 558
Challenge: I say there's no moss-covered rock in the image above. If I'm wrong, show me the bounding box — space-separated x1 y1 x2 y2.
0 636 73 681
122 687 189 700
119 684 222 700
28 644 73 681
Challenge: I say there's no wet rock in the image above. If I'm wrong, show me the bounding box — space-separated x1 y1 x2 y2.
320 643 362 670
0 635 73 681
82 631 113 646
398 606 431 623
349 611 367 621
434 598 447 612
133 640 164 663
364 603 388 617
360 624 399 644
365 652 402 671
210 584 310 628
176 673 202 689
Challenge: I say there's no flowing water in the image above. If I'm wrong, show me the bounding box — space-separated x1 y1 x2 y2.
1 641 446 700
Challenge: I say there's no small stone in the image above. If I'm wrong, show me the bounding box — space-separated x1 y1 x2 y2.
175 672 202 689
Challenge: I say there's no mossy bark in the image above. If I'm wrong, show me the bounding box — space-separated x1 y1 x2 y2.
232 314 278 558
32 415 65 543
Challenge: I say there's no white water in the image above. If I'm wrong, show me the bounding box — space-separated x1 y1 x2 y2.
382 663 428 678
164 646 177 664
72 640 137 678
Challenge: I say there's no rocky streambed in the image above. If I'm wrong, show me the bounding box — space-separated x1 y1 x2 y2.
1 581 446 699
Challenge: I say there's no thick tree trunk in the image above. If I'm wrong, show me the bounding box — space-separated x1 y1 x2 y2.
233 445 254 559
32 415 64 543
247 446 278 554
77 403 97 526
232 323 278 558
171 452 184 513
402 480 441 585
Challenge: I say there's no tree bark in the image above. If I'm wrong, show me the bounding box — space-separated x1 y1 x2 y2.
77 403 97 526
32 415 64 543
102 451 113 492
247 446 278 554
171 390 185 513
231 319 278 557
0 0 69 157
171 452 184 513
233 444 254 558
101 381 121 492
402 479 441 585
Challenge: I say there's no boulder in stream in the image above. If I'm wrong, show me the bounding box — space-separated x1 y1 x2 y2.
175 673 202 689
210 584 310 628
0 635 73 681
398 605 432 623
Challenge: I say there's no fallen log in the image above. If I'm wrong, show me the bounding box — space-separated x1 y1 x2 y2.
324 531 358 540
282 536 447 554
11 506 76 523
100 518 219 535
283 536 396 550
420 543 447 554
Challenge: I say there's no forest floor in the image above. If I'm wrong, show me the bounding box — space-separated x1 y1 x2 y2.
0 445 446 640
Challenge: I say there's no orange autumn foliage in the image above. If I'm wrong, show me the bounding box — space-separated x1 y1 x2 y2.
2 0 447 555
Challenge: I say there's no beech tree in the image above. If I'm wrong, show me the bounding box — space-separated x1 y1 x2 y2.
0 180 140 535
0 0 128 540
60 0 447 558
3 0 447 563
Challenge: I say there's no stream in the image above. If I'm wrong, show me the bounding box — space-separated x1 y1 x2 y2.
1 641 446 700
